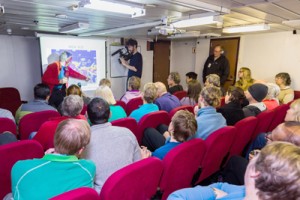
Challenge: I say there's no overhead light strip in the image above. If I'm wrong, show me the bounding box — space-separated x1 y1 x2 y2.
171 15 223 28
222 23 270 33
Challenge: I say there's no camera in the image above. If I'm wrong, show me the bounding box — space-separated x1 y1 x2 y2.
111 47 132 64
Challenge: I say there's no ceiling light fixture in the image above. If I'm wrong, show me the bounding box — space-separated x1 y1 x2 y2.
167 31 201 39
59 22 89 33
222 23 270 33
282 19 300 27
172 15 223 28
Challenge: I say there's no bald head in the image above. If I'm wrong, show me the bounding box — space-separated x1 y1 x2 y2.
155 82 167 97
270 121 300 146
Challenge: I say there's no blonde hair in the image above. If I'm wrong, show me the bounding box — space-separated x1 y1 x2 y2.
200 86 222 107
99 78 111 88
290 99 300 122
154 82 167 96
94 85 116 105
205 74 220 87
172 110 197 142
169 72 181 84
143 83 157 103
128 76 141 90
67 84 82 96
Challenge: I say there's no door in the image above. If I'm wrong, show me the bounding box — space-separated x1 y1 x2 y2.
153 41 171 87
210 38 240 91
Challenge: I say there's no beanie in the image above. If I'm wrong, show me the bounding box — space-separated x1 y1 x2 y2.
248 83 268 102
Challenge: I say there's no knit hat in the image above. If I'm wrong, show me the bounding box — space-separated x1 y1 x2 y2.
248 83 268 102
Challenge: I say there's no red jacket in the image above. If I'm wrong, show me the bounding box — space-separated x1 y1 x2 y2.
42 61 87 92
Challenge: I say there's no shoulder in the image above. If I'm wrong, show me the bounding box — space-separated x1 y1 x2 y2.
77 159 96 172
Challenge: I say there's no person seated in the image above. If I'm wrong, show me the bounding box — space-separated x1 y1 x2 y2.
180 80 201 106
217 86 245 126
243 83 268 117
94 85 126 122
168 141 300 200
130 83 159 122
82 98 143 193
154 82 181 112
0 108 15 123
9 119 95 200
235 67 255 91
262 83 280 110
204 74 220 87
194 86 226 140
15 83 56 124
99 78 112 88
120 76 142 104
67 84 91 105
275 72 294 104
167 72 183 94
142 110 197 160
185 72 198 84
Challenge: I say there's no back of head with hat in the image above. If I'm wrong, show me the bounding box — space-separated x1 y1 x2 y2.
248 83 268 102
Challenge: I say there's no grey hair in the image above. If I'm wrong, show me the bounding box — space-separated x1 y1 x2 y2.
266 83 280 100
61 95 84 117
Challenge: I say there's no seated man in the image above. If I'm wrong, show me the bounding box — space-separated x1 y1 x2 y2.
167 72 183 94
121 76 142 104
154 82 181 112
10 119 95 200
168 142 300 200
185 72 198 84
82 97 143 193
15 83 56 124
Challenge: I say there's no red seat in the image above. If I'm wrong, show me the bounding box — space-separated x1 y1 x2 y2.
136 111 170 145
251 109 275 141
173 91 187 100
80 104 88 115
169 105 194 119
50 187 99 200
111 117 138 135
19 110 60 140
294 90 300 100
125 97 143 116
268 104 289 132
0 87 22 116
159 139 206 200
99 157 163 200
115 100 126 111
0 118 17 136
220 97 225 107
197 126 236 184
0 140 44 199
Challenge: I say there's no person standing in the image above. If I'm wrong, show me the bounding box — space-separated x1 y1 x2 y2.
203 45 229 87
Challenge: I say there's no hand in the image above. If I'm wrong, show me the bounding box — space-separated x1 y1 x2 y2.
194 105 199 116
45 148 55 154
85 77 90 81
163 131 171 139
59 77 68 84
249 149 260 161
120 57 127 66
212 188 228 198
140 146 151 159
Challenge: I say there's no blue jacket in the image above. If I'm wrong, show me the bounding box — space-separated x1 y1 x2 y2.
154 93 181 113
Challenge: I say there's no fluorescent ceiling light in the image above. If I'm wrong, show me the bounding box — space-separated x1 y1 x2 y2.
59 22 89 33
172 15 223 28
282 19 300 27
167 31 201 39
82 0 145 18
223 24 270 33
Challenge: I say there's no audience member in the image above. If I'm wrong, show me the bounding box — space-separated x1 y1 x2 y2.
94 85 126 122
120 76 142 103
180 80 201 106
262 83 280 110
235 67 255 91
154 82 181 112
0 108 15 123
99 78 112 88
275 72 294 104
67 84 91 105
204 74 220 87
185 72 198 84
130 82 158 122
82 98 142 192
167 72 183 94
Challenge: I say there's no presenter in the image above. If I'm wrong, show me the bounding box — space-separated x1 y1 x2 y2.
42 51 89 93
120 38 143 80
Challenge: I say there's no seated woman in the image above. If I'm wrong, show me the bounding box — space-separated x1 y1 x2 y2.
235 67 255 91
94 86 126 122
67 84 91 106
217 87 245 126
99 78 111 88
275 72 294 104
167 72 183 94
204 74 220 87
120 76 142 104
129 83 159 122
262 83 280 110
180 80 201 106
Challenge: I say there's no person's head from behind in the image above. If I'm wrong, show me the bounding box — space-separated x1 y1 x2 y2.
127 76 141 91
94 85 116 105
238 67 252 80
205 74 220 87
185 72 198 84
67 84 82 97
285 99 300 122
265 83 280 100
244 142 300 199
199 86 222 108
54 119 91 156
154 82 167 97
213 45 223 58
170 110 197 142
87 97 110 125
187 80 201 103
60 95 83 117
142 83 157 104
245 83 268 103
225 86 246 105
99 78 111 88
59 51 72 67
34 83 51 101
167 72 181 87
126 38 138 54
275 72 291 87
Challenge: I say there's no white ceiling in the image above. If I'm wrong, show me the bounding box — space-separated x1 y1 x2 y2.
0 0 300 38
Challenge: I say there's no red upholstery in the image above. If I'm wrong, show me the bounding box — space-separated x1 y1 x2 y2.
197 126 236 183
294 90 300 100
50 187 99 200
230 117 258 157
0 118 17 136
268 104 289 132
111 117 138 135
19 110 60 140
159 139 206 200
136 111 170 144
115 100 126 111
99 157 163 200
251 109 275 141
80 104 88 115
125 97 143 116
220 97 225 107
173 91 187 100
0 140 44 199
169 105 194 119
0 87 22 116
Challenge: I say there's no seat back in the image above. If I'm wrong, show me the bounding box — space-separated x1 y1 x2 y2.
197 126 236 183
268 104 289 132
169 105 194 119
294 90 300 100
80 105 88 115
126 97 143 116
0 118 17 136
136 111 170 144
100 157 163 200
111 117 138 135
50 187 99 200
0 87 22 116
115 100 126 111
0 140 44 199
19 110 60 140
252 109 275 141
159 139 206 200
173 91 187 100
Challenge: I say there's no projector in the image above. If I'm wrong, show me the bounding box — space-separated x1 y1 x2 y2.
0 5 4 15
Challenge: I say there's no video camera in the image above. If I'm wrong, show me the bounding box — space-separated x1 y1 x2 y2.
111 47 132 64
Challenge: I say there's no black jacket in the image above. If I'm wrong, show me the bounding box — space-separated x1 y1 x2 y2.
203 55 229 85
217 102 245 126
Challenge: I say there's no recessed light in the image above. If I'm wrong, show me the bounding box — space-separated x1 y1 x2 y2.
55 14 68 19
